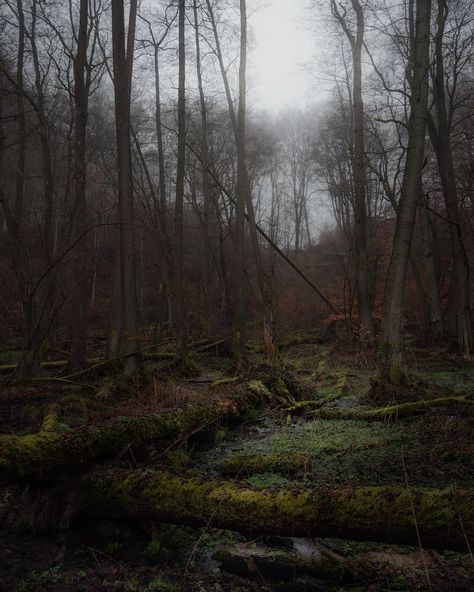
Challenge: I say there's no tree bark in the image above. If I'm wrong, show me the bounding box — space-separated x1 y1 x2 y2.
82 469 474 551
380 0 431 382
67 0 90 371
174 0 187 363
0 380 266 482
233 0 248 361
111 0 140 377
428 0 472 356
419 194 443 339
193 0 219 332
331 0 374 341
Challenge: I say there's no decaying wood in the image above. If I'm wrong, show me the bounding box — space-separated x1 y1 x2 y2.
81 468 474 551
311 395 473 421
0 380 267 482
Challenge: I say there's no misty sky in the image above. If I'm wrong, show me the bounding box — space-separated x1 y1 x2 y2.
250 0 315 112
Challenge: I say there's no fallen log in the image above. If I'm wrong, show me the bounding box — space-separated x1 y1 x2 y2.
312 395 474 421
0 381 267 482
214 542 467 588
82 469 474 551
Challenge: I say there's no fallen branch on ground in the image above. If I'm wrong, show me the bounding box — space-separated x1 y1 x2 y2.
311 396 473 421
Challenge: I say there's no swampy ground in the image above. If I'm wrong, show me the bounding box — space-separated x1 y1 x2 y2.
0 335 473 591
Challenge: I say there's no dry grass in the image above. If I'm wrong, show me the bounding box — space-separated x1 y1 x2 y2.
115 379 207 416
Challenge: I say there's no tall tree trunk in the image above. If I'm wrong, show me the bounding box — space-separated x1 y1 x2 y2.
193 0 217 333
154 46 167 221
205 0 237 135
428 0 472 356
419 194 443 339
30 0 54 266
380 0 431 382
152 42 174 339
174 0 187 362
331 0 374 341
111 0 140 377
233 0 248 360
11 0 37 378
67 0 90 371
207 0 277 360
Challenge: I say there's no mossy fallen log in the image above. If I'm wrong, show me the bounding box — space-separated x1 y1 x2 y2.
312 395 473 421
82 469 474 551
214 542 474 588
214 543 350 583
0 381 266 482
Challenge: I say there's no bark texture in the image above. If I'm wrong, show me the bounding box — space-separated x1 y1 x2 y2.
82 469 474 551
0 381 267 482
381 0 431 382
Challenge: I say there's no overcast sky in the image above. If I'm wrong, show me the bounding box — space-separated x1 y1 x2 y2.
249 0 316 113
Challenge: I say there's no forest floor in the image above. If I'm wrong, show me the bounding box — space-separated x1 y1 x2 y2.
0 335 473 591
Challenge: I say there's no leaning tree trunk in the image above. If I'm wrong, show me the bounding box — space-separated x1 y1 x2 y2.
380 0 431 383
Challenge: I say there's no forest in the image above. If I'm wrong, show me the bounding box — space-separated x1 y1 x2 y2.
0 0 473 590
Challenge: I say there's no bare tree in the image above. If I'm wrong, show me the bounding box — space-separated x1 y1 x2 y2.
331 0 374 340
174 0 186 362
381 0 432 382
111 0 140 377
67 0 91 371
427 0 472 356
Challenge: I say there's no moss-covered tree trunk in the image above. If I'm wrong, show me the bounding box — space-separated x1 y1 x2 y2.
0 382 265 482
82 469 474 551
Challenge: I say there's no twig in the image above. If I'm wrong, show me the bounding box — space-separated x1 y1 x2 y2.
401 449 433 591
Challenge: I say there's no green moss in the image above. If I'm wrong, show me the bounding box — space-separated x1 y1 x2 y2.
219 452 310 477
39 405 60 433
85 468 474 549
245 473 292 489
0 378 265 481
315 396 473 422
145 577 179 592
247 379 271 398
210 376 239 388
